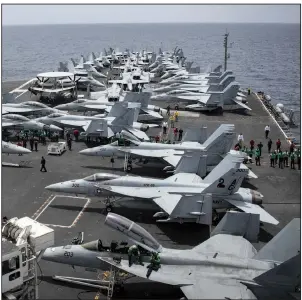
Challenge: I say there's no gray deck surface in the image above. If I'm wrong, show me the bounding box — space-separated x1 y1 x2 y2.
2 81 300 299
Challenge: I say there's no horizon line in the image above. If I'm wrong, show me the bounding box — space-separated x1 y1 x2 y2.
3 21 300 26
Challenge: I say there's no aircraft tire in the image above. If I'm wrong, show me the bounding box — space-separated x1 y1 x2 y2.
106 205 113 213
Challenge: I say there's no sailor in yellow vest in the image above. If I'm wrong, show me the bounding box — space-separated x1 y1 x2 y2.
170 115 175 128
174 111 179 122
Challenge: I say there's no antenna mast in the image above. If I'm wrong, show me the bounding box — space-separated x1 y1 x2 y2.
223 31 230 71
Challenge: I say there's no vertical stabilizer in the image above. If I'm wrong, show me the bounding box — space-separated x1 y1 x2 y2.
202 152 247 194
174 152 206 174
202 124 235 153
111 108 136 127
182 127 208 144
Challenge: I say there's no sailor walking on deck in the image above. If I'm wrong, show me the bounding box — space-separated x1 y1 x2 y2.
264 125 270 139
40 156 47 172
257 142 263 157
255 148 261 166
284 150 289 167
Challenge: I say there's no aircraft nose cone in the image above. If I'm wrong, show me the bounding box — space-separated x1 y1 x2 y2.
79 148 94 156
54 104 67 110
42 247 56 261
45 182 65 192
49 124 63 131
22 147 32 154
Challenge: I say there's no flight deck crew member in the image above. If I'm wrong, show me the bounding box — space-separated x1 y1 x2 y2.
67 137 72 151
146 252 161 278
178 128 183 141
257 142 263 157
170 115 175 128
248 87 251 95
284 150 289 167
278 151 284 169
264 125 270 139
249 139 255 151
290 142 295 154
255 149 261 166
276 139 281 151
29 137 34 151
173 128 178 141
274 150 278 165
174 111 179 122
128 245 143 267
238 133 244 147
267 138 272 153
166 105 171 116
290 152 296 169
40 156 47 172
270 152 275 167
34 140 38 152
162 121 168 135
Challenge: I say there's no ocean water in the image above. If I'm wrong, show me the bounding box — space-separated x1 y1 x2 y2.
2 23 301 130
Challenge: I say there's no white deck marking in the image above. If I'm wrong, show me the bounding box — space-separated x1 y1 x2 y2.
33 194 90 228
9 78 36 93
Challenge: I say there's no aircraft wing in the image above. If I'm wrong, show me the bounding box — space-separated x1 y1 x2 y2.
176 94 211 104
99 258 254 299
30 87 73 93
58 120 92 131
141 108 163 119
82 104 108 111
162 154 182 167
226 199 279 225
124 127 150 141
123 149 181 159
180 278 255 300
99 186 155 199
2 121 21 128
233 99 252 111
2 107 38 114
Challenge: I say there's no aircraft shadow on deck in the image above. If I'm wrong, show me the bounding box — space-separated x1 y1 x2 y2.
41 276 183 299
157 223 210 246
258 227 274 243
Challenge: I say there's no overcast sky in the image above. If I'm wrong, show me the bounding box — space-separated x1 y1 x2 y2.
2 4 300 26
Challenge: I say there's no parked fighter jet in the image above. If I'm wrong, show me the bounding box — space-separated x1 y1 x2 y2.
2 141 31 155
41 211 262 273
101 214 300 300
79 124 256 178
35 103 151 141
2 114 62 132
2 100 64 116
46 151 274 224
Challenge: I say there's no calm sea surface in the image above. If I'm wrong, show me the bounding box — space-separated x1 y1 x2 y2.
2 23 300 132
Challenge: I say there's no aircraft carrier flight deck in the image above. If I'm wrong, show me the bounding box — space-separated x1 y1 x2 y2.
2 76 300 299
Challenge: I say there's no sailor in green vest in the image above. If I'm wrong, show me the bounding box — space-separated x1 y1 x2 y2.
290 151 296 169
128 245 144 267
270 151 276 167
278 151 284 169
146 252 161 279
274 150 278 165
255 148 261 166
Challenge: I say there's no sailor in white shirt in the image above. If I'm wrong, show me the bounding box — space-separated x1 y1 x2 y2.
238 133 244 147
265 125 270 139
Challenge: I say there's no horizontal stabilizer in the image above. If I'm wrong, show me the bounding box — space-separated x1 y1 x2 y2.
211 211 260 243
253 254 300 293
226 199 279 225
153 194 182 215
232 99 252 111
253 218 300 263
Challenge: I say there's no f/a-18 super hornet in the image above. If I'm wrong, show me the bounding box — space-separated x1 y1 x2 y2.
45 151 276 225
